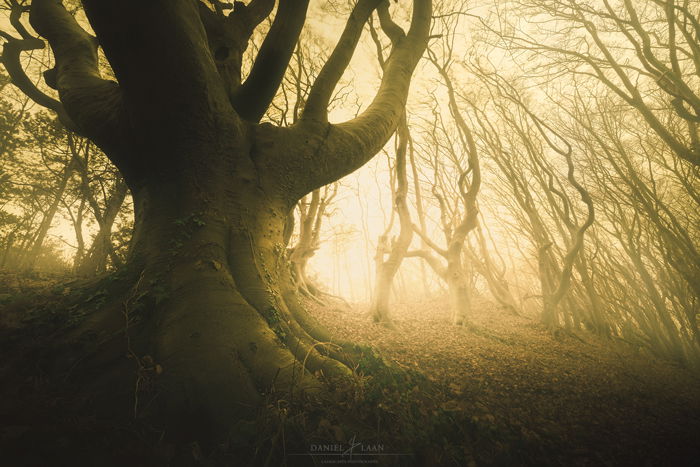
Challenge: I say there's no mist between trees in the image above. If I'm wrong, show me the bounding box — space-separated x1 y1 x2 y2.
0 0 699 460
3 0 697 367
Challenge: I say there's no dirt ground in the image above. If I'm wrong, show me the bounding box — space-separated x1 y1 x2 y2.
313 297 700 466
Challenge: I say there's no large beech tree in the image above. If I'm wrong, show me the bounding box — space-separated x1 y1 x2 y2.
2 0 431 444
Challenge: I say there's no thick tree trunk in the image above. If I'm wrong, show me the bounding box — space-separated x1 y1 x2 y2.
120 150 353 442
21 0 432 450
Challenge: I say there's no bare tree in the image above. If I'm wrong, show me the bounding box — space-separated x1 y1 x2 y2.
409 22 482 325
505 0 700 167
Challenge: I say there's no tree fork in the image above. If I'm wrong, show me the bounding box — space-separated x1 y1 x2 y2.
4 0 432 450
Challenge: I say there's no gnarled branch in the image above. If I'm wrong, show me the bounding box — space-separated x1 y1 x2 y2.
232 0 310 122
30 0 124 152
0 0 73 126
302 0 382 121
286 0 431 200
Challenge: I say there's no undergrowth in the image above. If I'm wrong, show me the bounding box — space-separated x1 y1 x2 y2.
0 272 519 467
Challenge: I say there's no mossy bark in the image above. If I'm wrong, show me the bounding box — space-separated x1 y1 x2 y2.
22 0 431 448
117 141 356 442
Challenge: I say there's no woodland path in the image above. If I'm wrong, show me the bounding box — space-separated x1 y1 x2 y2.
314 298 700 466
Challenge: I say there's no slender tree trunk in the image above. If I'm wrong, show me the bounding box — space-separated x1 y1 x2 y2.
408 127 431 297
370 113 413 325
574 256 609 335
67 197 86 271
23 157 75 270
474 225 519 314
538 243 559 328
289 186 334 299
0 231 15 268
77 176 128 275
446 252 471 325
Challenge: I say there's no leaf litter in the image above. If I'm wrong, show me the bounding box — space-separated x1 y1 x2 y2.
312 295 700 466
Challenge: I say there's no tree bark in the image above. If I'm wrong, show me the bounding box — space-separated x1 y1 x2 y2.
20 0 431 446
370 113 413 325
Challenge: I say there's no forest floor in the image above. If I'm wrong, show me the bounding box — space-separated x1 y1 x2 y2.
1 271 699 466
312 296 700 466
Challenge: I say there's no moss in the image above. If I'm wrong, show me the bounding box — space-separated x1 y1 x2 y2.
356 345 387 374
173 211 206 228
262 306 287 341
170 211 207 252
